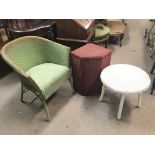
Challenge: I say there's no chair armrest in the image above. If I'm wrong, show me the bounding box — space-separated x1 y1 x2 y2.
1 48 29 78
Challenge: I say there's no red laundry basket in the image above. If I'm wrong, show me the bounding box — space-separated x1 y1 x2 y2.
71 43 112 96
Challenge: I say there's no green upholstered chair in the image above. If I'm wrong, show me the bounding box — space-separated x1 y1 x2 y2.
94 23 110 47
1 36 73 122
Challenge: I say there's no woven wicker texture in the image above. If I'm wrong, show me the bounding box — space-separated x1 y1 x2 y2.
100 64 151 94
1 36 71 99
71 43 111 96
27 63 70 99
2 36 70 72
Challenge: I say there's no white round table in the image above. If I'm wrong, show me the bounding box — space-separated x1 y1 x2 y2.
99 64 151 119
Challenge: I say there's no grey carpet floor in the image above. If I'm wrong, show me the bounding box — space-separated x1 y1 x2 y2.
0 19 155 135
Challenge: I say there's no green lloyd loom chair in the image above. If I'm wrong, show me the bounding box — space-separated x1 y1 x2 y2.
1 36 73 122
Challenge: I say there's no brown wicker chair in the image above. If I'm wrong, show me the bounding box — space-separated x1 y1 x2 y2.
107 19 126 46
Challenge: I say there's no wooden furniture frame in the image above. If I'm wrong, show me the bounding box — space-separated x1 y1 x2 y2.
7 22 57 41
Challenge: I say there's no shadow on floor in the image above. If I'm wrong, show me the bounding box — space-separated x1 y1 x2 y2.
0 57 12 78
0 82 73 126
82 90 132 122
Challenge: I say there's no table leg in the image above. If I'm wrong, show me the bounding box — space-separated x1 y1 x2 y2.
138 93 142 108
99 84 105 102
117 94 125 119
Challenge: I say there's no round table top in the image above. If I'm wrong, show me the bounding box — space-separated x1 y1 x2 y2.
100 64 151 94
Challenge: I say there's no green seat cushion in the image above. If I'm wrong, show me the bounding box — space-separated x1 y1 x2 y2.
96 23 104 30
94 24 110 41
26 63 70 99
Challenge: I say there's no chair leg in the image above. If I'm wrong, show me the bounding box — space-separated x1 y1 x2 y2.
21 83 38 104
105 38 109 48
69 76 75 94
21 83 50 122
119 36 122 47
41 99 50 122
21 83 24 103
151 77 155 95
119 34 124 47
150 61 155 74
145 28 147 38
